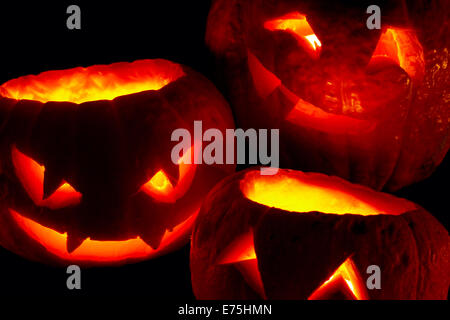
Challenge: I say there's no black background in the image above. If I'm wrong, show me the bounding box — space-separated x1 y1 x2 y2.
0 0 447 298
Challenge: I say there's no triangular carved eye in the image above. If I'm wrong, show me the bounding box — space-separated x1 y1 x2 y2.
141 146 197 203
216 230 265 298
264 12 322 57
308 257 369 300
217 230 256 264
11 145 82 210
141 169 175 201
216 229 369 300
369 27 424 80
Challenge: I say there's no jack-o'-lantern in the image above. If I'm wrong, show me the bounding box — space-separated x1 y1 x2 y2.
0 59 235 266
190 168 449 299
206 0 450 191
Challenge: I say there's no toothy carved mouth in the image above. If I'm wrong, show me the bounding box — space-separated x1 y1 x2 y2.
9 208 196 264
247 50 376 135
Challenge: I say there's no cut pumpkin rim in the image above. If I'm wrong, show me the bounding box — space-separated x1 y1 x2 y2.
240 169 417 216
0 59 185 104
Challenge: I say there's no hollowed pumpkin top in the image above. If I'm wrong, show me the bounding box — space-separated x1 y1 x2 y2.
191 168 449 300
0 59 185 104
240 170 416 216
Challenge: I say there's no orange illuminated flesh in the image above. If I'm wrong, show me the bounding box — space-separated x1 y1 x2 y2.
9 143 198 263
215 170 415 299
308 257 368 300
11 145 81 210
217 230 265 298
241 170 416 216
264 12 321 55
247 50 282 99
217 230 257 265
370 27 424 80
141 146 197 203
0 59 185 104
215 230 368 300
218 233 368 300
142 170 175 201
9 208 198 264
247 48 373 135
285 94 374 135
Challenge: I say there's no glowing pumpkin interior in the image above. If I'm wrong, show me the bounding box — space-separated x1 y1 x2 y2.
308 257 368 300
141 146 197 203
217 229 369 300
216 170 415 299
369 28 424 80
0 59 185 104
262 12 423 79
240 170 414 215
252 16 424 134
264 12 322 55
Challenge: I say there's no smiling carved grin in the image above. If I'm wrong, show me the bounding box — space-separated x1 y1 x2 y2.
7 142 199 264
9 208 197 264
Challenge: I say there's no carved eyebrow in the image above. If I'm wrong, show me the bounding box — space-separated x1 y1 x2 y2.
216 230 256 265
216 230 265 298
11 145 82 210
264 12 322 55
369 27 425 80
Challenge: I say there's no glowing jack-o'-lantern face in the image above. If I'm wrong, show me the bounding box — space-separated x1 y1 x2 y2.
190 168 450 300
206 0 450 191
0 59 235 266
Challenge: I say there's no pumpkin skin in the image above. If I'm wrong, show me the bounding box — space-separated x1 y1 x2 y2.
0 59 235 266
206 0 450 191
190 168 450 300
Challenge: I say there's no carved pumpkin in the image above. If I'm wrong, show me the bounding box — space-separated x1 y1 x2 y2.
206 0 450 191
0 59 235 266
190 168 450 299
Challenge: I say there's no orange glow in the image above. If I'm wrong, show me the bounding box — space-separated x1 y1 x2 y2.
11 145 82 210
308 257 368 300
143 169 175 197
285 94 375 134
265 12 322 55
370 28 424 79
217 230 256 265
304 34 322 51
9 208 197 264
241 170 415 216
141 146 197 203
247 50 282 99
217 230 265 298
0 60 185 104
235 259 266 299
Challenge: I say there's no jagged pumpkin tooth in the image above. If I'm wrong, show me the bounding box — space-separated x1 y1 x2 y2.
141 227 166 250
66 233 86 254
